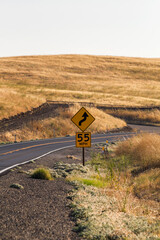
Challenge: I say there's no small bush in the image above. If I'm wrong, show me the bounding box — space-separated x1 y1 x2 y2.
10 183 24 189
78 178 107 188
31 168 53 180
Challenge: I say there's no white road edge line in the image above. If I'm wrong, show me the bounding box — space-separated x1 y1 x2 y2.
0 141 108 175
0 145 75 175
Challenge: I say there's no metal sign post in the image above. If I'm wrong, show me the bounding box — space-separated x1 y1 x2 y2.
82 147 85 166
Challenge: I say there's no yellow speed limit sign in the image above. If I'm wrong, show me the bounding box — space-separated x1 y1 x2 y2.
76 132 91 148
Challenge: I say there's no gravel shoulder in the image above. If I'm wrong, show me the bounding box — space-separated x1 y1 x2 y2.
0 146 91 240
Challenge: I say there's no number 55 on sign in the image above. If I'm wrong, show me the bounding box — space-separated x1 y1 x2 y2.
76 132 91 148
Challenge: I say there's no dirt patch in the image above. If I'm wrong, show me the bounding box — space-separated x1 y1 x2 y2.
0 146 92 240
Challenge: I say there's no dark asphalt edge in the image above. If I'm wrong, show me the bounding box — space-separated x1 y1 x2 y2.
0 145 74 176
0 139 117 177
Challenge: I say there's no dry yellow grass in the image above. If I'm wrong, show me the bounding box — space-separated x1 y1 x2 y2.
0 105 126 142
105 109 160 125
0 55 160 119
109 134 160 202
115 133 160 168
66 158 160 239
134 168 160 201
70 184 160 239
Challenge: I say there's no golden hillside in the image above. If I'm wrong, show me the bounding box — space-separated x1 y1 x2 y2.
0 54 160 119
0 104 126 142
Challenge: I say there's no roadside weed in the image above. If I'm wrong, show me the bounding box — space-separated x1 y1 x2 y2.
31 168 53 180
66 138 160 239
10 183 24 189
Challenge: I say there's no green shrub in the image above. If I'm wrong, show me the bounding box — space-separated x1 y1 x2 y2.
78 178 107 188
10 183 24 189
31 168 53 180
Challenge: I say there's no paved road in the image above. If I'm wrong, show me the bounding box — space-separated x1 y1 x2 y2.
128 124 160 133
0 124 160 174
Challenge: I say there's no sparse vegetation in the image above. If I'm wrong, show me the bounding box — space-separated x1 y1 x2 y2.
74 178 107 188
58 136 160 239
69 185 159 239
10 183 24 189
105 108 160 126
115 133 160 169
133 168 160 201
51 162 88 178
25 134 160 239
31 168 53 180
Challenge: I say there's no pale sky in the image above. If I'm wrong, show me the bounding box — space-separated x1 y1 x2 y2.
0 0 160 58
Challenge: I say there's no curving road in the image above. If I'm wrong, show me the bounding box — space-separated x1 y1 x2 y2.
0 124 160 175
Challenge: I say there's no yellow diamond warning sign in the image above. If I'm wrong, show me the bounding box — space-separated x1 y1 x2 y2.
71 107 95 132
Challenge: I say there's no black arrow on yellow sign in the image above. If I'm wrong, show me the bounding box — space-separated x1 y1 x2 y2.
79 112 89 126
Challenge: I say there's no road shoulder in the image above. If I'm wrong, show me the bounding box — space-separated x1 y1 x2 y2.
0 147 86 240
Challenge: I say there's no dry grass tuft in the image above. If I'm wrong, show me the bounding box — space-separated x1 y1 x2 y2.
115 133 160 169
10 183 24 189
31 168 53 180
134 168 160 201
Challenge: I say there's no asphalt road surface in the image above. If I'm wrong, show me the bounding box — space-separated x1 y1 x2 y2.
0 124 160 174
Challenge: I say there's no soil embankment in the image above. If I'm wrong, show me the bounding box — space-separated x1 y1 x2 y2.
1 101 159 134
0 102 72 133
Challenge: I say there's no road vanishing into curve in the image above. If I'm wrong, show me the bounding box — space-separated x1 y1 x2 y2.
0 124 160 175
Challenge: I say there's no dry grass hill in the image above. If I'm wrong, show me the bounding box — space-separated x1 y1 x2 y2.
0 54 160 119
0 103 127 142
0 54 160 141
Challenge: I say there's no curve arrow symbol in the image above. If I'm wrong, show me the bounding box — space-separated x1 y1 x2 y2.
79 112 89 126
